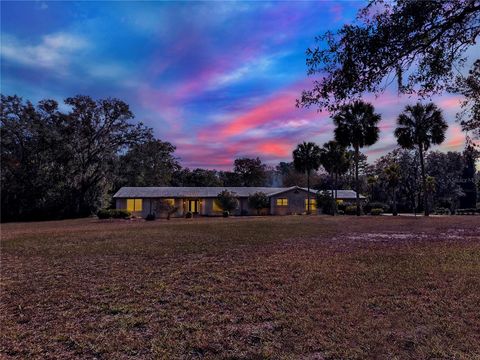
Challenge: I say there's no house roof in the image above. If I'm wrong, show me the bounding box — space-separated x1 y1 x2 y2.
113 186 364 199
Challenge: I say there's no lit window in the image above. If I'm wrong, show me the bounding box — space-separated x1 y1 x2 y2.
305 199 317 210
165 198 175 206
213 199 223 212
276 198 288 206
126 198 142 211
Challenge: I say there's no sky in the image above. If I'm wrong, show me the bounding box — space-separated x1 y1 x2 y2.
1 1 478 170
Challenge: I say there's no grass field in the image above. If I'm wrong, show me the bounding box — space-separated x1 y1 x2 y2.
1 216 479 359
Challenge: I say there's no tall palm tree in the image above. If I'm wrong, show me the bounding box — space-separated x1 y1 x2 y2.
394 103 447 216
319 140 350 215
333 101 381 216
384 163 400 216
293 142 321 214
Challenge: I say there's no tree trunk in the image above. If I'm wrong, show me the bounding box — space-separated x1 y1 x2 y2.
307 169 311 214
418 146 429 216
355 146 360 216
392 187 397 216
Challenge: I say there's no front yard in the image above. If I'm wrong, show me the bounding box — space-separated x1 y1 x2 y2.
1 216 479 359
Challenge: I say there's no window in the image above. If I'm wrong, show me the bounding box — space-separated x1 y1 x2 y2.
165 198 175 206
126 198 142 211
276 198 288 206
213 199 223 212
305 199 317 211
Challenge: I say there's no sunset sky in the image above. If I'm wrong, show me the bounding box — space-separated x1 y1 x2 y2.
1 1 478 169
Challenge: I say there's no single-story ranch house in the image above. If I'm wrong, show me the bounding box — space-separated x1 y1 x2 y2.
113 186 365 217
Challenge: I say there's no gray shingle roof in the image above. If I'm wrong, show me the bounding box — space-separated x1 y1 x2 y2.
113 186 364 199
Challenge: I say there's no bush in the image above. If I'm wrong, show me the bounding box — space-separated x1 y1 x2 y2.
370 208 384 216
223 210 230 218
364 202 389 213
337 210 345 215
110 209 131 219
434 207 449 215
185 211 193 219
345 205 358 215
145 213 156 221
317 193 335 215
456 208 477 215
217 190 238 212
97 209 111 219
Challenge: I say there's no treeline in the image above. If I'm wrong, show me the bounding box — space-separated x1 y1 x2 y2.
1 95 478 221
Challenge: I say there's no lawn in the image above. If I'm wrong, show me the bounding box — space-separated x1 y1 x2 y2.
1 216 479 359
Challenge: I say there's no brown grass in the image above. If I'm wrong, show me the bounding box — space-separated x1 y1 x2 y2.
1 216 479 359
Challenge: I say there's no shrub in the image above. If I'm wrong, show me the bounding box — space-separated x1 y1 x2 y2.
337 210 345 215
110 209 131 219
97 209 131 219
223 210 230 218
97 209 111 219
434 207 449 215
248 192 269 215
370 208 384 216
364 201 389 213
217 190 238 212
317 193 335 215
145 213 156 221
456 208 477 215
345 205 358 215
185 211 193 219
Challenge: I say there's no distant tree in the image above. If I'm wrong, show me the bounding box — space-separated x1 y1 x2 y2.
384 163 401 216
395 103 448 216
333 101 381 216
216 189 238 213
293 142 322 214
174 168 222 186
219 170 242 186
248 192 270 215
319 140 350 215
299 0 480 112
1 95 151 221
117 138 180 187
425 176 437 214
233 157 267 186
459 144 479 208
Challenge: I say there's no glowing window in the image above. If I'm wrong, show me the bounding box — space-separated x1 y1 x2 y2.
126 199 142 211
165 198 175 206
305 199 317 210
276 198 288 206
213 199 223 212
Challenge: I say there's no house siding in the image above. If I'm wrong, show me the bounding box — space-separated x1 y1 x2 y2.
270 188 317 215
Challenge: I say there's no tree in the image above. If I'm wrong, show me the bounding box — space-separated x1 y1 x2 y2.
216 190 238 213
319 140 350 215
384 163 401 216
425 176 437 214
299 0 480 112
173 168 223 186
218 171 242 186
117 138 180 187
247 192 270 215
1 95 151 221
333 101 381 216
394 103 448 216
459 144 479 208
292 142 322 214
452 59 480 140
233 157 267 186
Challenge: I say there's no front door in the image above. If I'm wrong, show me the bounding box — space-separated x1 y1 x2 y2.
188 200 199 213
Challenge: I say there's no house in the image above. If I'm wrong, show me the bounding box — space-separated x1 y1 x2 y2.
113 186 365 218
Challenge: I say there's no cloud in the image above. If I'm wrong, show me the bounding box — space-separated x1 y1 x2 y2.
1 32 88 70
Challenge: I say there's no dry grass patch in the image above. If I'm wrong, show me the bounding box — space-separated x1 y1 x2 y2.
1 216 479 359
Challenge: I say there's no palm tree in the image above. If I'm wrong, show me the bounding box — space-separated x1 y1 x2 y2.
394 103 447 216
333 101 381 216
319 140 350 215
293 142 321 214
384 163 400 216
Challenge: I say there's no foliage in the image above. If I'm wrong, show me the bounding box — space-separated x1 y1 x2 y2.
395 103 448 216
370 208 384 216
248 192 270 215
97 209 131 219
316 192 336 215
333 100 381 216
293 142 322 213
116 139 180 187
384 163 401 215
345 205 359 215
216 190 238 212
157 199 178 220
173 168 223 186
1 95 151 221
185 211 193 219
364 202 389 213
299 0 480 111
233 157 267 186
222 210 230 218
451 59 480 140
